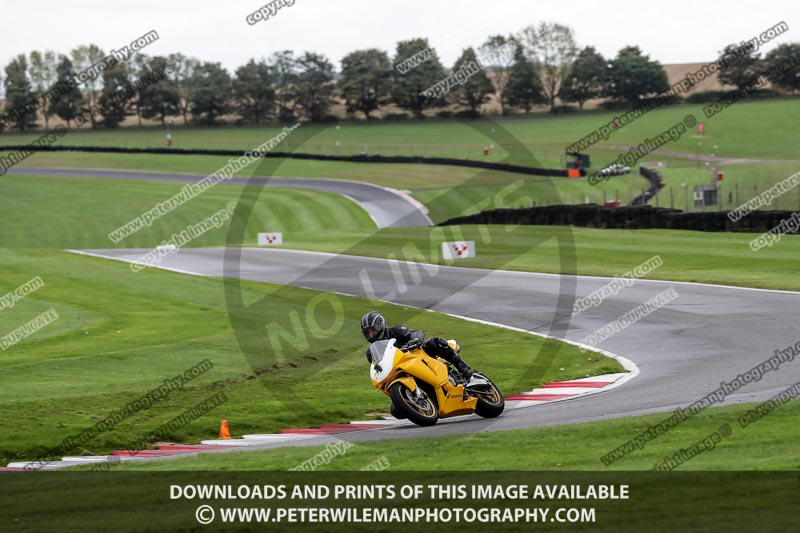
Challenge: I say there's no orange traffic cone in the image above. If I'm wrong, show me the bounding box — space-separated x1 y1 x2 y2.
219 420 231 439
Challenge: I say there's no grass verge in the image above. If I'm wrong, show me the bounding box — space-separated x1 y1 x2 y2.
0 250 619 464
98 399 800 471
3 175 798 291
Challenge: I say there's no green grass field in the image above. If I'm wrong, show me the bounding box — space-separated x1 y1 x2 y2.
2 97 799 166
275 225 800 291
1 151 652 223
3 175 799 290
0 174 375 248
0 250 621 464
655 162 800 212
3 98 798 225
5 153 795 224
92 398 800 471
1 98 798 473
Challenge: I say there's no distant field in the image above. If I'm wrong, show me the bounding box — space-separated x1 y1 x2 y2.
655 162 800 212
3 98 797 225
2 97 798 168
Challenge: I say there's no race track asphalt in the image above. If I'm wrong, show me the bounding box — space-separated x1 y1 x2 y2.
27 166 797 457
71 246 800 453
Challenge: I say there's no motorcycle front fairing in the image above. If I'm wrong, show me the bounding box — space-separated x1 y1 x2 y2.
369 339 438 394
369 339 398 385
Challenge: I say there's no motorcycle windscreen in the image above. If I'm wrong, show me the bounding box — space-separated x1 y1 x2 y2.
368 339 396 365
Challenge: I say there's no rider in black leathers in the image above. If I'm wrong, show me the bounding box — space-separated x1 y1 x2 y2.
360 311 478 382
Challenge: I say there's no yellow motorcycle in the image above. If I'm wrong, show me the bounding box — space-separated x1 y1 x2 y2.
368 338 504 427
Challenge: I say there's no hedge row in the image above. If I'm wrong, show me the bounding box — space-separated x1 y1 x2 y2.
440 204 800 234
0 144 580 178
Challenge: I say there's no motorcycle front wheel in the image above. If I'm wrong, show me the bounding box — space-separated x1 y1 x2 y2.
472 374 505 418
389 381 438 427
389 402 407 420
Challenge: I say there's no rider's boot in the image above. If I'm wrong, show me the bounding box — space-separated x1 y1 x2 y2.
441 346 486 386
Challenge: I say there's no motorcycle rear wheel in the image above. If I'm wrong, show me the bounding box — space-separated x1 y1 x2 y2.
389 382 438 427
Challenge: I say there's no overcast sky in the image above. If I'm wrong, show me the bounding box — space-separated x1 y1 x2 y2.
1 0 796 71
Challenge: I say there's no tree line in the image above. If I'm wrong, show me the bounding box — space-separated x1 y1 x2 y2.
2 22 799 131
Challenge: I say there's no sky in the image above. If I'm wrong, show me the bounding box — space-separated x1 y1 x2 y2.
0 0 796 73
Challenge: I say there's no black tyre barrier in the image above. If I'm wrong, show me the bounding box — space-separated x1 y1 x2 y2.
0 144 581 178
440 204 800 234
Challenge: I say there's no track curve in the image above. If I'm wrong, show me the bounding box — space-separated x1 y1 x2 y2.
70 247 800 450
7 167 433 228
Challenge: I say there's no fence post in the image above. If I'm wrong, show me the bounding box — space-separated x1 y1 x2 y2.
735 182 739 208
670 187 674 209
718 184 723 211
603 190 607 205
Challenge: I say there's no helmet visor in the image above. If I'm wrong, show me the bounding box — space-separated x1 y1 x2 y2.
363 325 381 342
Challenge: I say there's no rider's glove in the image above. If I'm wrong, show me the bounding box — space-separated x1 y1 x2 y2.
399 339 422 352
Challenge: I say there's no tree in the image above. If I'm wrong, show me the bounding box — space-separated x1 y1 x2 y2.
479 35 518 115
391 38 447 117
128 54 150 126
717 43 764 92
99 63 132 128
168 53 200 125
764 43 800 93
519 22 578 110
139 56 180 126
267 50 299 122
189 62 232 125
233 59 275 125
48 56 83 129
559 46 607 110
28 50 58 128
607 46 669 103
294 52 336 121
339 49 392 119
70 44 106 128
3 54 37 131
451 47 494 113
506 46 545 113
